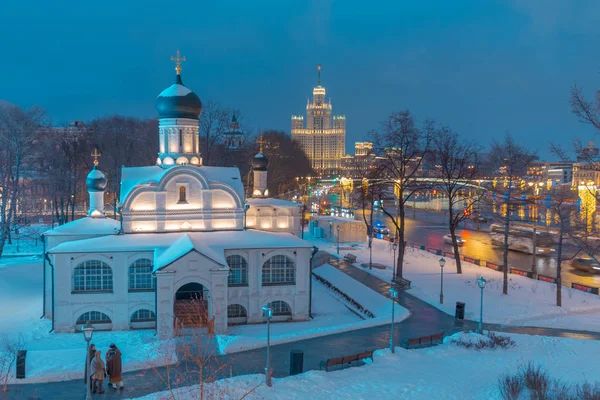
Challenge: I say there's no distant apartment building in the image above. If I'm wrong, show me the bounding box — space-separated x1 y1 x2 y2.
291 66 346 177
527 161 574 184
341 142 377 177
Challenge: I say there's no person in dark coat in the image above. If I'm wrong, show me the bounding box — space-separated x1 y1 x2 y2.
106 344 124 390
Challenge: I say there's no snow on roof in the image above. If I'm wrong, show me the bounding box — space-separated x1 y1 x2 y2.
120 165 245 204
49 230 313 270
158 83 192 97
313 215 363 224
42 217 120 237
246 198 302 208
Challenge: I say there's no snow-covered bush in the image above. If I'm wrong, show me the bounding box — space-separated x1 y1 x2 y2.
452 332 516 351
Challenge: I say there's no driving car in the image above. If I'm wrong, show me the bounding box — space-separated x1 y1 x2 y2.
373 224 390 235
570 257 600 274
443 234 466 245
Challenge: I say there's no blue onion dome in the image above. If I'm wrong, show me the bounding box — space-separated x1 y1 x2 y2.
155 75 203 119
86 166 107 192
252 153 269 170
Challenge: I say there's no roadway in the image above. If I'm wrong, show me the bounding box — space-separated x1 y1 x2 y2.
358 208 600 289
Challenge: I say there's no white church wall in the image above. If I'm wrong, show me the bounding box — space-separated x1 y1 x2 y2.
52 251 156 332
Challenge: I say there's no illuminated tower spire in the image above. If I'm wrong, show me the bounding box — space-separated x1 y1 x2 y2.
317 64 321 85
171 49 186 75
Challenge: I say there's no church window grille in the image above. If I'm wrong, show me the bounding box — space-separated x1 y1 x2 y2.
76 311 111 324
73 260 113 292
262 255 295 285
269 300 291 316
227 255 248 286
179 186 187 203
227 304 247 318
131 309 156 322
128 258 155 291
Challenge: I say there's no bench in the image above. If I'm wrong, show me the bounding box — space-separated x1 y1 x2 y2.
343 253 357 264
401 333 445 349
392 276 412 290
320 350 374 372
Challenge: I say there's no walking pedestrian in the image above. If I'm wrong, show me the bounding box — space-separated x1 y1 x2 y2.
106 343 124 390
90 351 105 394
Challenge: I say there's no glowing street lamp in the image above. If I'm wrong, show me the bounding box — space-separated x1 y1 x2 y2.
82 321 94 399
262 304 273 387
439 258 446 304
477 277 487 334
388 287 398 353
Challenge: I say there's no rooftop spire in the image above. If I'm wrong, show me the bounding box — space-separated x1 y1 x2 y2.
91 148 101 167
171 49 186 75
317 64 322 85
257 133 267 154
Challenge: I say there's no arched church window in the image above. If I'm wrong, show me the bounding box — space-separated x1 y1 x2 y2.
269 300 291 316
128 258 154 291
179 186 187 203
227 304 247 318
262 255 295 285
131 309 156 322
226 255 248 286
73 260 113 292
76 311 111 324
179 129 183 148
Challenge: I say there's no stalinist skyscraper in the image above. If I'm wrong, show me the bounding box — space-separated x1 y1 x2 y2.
291 66 346 177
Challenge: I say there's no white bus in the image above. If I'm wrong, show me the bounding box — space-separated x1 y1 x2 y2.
490 224 555 255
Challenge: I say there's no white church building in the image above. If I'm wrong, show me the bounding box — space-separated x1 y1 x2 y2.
42 58 312 339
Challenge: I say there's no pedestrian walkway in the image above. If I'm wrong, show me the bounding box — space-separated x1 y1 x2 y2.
7 252 600 400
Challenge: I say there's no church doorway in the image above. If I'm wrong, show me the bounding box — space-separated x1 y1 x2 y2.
174 282 209 330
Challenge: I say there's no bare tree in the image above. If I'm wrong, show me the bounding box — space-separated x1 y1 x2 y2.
0 333 24 392
570 84 600 131
490 134 537 295
199 101 231 166
432 126 482 274
0 105 46 257
371 110 434 279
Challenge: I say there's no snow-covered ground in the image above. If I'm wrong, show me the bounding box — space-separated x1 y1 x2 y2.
312 236 600 332
132 331 600 400
0 257 407 383
0 224 48 256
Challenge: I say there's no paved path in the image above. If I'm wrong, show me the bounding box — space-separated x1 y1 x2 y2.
6 253 600 400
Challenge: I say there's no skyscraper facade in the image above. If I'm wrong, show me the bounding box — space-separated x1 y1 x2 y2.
291 66 346 177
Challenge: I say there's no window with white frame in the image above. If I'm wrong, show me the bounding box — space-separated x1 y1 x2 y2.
76 311 111 324
269 300 291 316
128 258 154 291
227 255 248 286
73 260 113 292
227 304 247 318
262 255 295 285
131 309 156 322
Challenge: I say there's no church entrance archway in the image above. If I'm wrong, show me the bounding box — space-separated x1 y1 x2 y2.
174 282 209 331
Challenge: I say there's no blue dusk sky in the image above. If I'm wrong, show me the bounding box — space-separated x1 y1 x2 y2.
1 0 599 159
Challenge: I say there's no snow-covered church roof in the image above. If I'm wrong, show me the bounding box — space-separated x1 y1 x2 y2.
246 198 302 208
49 230 313 271
42 217 120 237
120 165 245 204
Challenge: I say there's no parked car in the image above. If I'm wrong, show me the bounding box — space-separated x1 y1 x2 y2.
570 257 600 274
471 214 488 223
443 234 466 245
373 224 390 235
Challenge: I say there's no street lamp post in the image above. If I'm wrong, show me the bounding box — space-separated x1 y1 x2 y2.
477 277 487 333
392 241 398 281
262 304 273 387
336 225 340 255
439 258 446 304
82 321 94 399
389 287 398 353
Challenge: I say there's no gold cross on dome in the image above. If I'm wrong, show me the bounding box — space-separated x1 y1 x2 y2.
256 134 267 153
91 148 101 167
171 49 186 75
